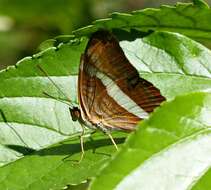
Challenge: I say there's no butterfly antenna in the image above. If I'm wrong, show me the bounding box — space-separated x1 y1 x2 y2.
37 65 74 107
43 91 73 107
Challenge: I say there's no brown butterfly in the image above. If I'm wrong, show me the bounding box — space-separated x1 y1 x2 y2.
39 30 165 162
69 30 165 159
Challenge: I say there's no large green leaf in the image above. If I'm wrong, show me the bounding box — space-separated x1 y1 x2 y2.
74 1 211 42
89 92 211 190
1 30 211 189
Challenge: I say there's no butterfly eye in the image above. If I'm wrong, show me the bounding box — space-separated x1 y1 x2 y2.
69 107 81 121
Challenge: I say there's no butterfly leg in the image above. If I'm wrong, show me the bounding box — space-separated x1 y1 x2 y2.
106 132 119 151
78 124 86 163
97 123 119 151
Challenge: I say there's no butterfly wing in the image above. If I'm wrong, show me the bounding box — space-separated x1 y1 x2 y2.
78 31 165 131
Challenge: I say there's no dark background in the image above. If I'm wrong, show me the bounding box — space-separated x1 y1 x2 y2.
0 0 209 69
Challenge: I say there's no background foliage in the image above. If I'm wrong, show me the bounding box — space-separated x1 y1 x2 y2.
0 0 207 69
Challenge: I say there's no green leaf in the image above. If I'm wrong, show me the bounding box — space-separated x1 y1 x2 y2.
1 30 211 187
2 28 211 188
73 1 211 42
89 92 211 190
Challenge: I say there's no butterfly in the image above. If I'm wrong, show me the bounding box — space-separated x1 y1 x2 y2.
69 30 165 158
39 30 165 162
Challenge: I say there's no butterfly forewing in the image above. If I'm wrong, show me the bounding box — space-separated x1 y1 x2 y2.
78 31 165 131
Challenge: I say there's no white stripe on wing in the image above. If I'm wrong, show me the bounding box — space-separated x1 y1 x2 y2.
96 72 149 119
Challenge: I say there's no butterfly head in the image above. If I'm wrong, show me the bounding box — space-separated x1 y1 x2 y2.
69 107 81 122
